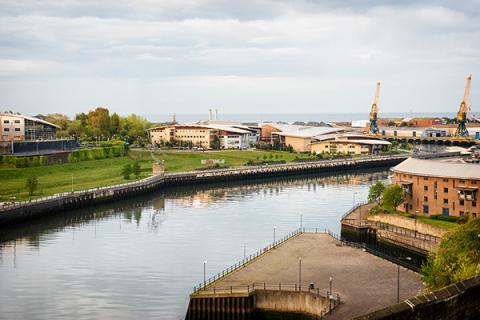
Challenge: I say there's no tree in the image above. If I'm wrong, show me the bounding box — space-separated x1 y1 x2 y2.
211 135 220 150
132 161 141 178
368 181 386 203
111 113 121 135
88 107 111 138
25 175 39 196
382 184 404 210
421 218 480 290
390 141 399 151
122 164 132 179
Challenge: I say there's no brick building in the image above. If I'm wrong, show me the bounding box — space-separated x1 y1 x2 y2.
392 157 479 217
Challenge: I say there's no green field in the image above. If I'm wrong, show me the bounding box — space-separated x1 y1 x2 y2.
0 150 308 201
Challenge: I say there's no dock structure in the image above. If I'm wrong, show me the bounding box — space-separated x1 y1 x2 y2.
185 232 424 320
341 203 441 255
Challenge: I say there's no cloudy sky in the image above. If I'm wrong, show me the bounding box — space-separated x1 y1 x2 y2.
0 0 479 118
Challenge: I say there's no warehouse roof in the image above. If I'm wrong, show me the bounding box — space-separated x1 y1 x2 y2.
392 157 480 180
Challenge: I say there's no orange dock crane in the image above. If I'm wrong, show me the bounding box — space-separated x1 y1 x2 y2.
454 74 472 137
369 82 381 134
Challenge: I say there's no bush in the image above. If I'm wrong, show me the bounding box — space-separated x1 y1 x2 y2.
421 217 480 290
122 164 132 179
25 175 39 196
368 181 386 203
132 161 141 177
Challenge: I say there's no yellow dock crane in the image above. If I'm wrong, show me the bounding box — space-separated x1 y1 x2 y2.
454 74 472 137
369 81 381 134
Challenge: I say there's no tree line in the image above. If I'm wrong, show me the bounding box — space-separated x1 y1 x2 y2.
36 107 152 144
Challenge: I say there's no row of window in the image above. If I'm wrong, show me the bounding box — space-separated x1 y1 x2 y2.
3 128 21 132
3 119 21 124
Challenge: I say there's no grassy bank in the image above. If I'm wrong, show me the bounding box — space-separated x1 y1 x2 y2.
0 149 308 201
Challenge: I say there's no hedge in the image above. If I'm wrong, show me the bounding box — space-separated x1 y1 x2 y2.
0 145 125 168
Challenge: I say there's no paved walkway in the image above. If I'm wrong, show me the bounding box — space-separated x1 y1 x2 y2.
201 233 424 319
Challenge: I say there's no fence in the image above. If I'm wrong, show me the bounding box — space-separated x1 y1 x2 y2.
340 201 368 221
193 228 303 293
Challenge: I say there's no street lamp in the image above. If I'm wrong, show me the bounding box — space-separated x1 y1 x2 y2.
397 257 411 303
353 192 359 208
203 260 207 288
273 226 277 246
298 257 302 290
300 214 303 231
243 244 246 259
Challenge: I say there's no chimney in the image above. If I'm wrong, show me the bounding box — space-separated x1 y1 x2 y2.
215 109 218 120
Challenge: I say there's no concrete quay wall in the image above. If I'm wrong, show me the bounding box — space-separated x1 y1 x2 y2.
0 155 406 226
185 289 334 320
355 276 480 320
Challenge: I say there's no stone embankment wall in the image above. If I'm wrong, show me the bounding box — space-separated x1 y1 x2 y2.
0 155 406 226
368 214 447 238
355 276 480 320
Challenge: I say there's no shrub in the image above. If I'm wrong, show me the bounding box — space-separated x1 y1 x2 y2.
132 161 141 177
25 175 39 196
122 164 132 179
421 218 480 290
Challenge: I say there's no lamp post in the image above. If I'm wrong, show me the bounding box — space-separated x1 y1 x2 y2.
273 226 277 246
397 257 411 303
203 260 207 289
298 258 302 290
300 214 303 231
244 244 246 259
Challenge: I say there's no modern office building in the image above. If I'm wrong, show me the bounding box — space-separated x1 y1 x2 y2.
392 157 479 217
0 112 59 142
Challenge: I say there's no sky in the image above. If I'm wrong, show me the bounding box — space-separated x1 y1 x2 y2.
0 0 479 118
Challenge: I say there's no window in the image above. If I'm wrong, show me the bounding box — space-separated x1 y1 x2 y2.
459 180 465 184
443 198 449 204
460 199 464 206
14 120 20 124
442 178 449 182
14 128 20 132
3 128 9 132
424 186 428 191
424 196 428 202
423 177 428 181
444 187 448 193
459 211 464 216
3 120 9 124
423 205 429 214
473 201 477 207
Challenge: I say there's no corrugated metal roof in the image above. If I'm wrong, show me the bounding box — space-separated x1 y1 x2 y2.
392 157 480 180
0 113 60 129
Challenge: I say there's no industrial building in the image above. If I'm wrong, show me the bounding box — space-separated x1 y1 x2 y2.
392 157 479 217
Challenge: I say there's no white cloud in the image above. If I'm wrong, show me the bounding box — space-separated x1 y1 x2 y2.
0 1 478 115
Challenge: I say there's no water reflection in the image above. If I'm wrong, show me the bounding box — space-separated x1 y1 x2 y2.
0 169 389 320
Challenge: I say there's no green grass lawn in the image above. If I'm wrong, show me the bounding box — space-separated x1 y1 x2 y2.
0 149 309 201
414 215 458 230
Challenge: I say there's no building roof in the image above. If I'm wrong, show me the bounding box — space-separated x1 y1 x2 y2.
392 157 480 180
310 138 390 146
271 125 345 138
0 113 60 129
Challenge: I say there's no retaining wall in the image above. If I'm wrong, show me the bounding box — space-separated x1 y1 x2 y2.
354 276 480 320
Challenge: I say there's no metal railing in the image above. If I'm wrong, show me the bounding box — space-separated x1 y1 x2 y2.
193 228 303 293
340 201 368 221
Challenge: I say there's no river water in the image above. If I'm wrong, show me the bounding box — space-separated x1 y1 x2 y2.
0 169 388 320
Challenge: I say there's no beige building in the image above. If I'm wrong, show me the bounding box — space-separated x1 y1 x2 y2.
392 157 479 217
0 113 58 142
148 125 218 148
310 135 390 155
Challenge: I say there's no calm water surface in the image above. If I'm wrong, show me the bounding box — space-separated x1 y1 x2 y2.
0 170 388 320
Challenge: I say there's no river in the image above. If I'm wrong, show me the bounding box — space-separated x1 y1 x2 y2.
0 169 389 320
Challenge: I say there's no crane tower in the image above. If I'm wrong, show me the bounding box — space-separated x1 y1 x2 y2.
454 74 472 137
369 82 381 134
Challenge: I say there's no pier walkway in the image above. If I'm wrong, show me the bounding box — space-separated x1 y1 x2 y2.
190 232 423 319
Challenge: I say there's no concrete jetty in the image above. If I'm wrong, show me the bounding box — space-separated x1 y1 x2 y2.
186 232 424 319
